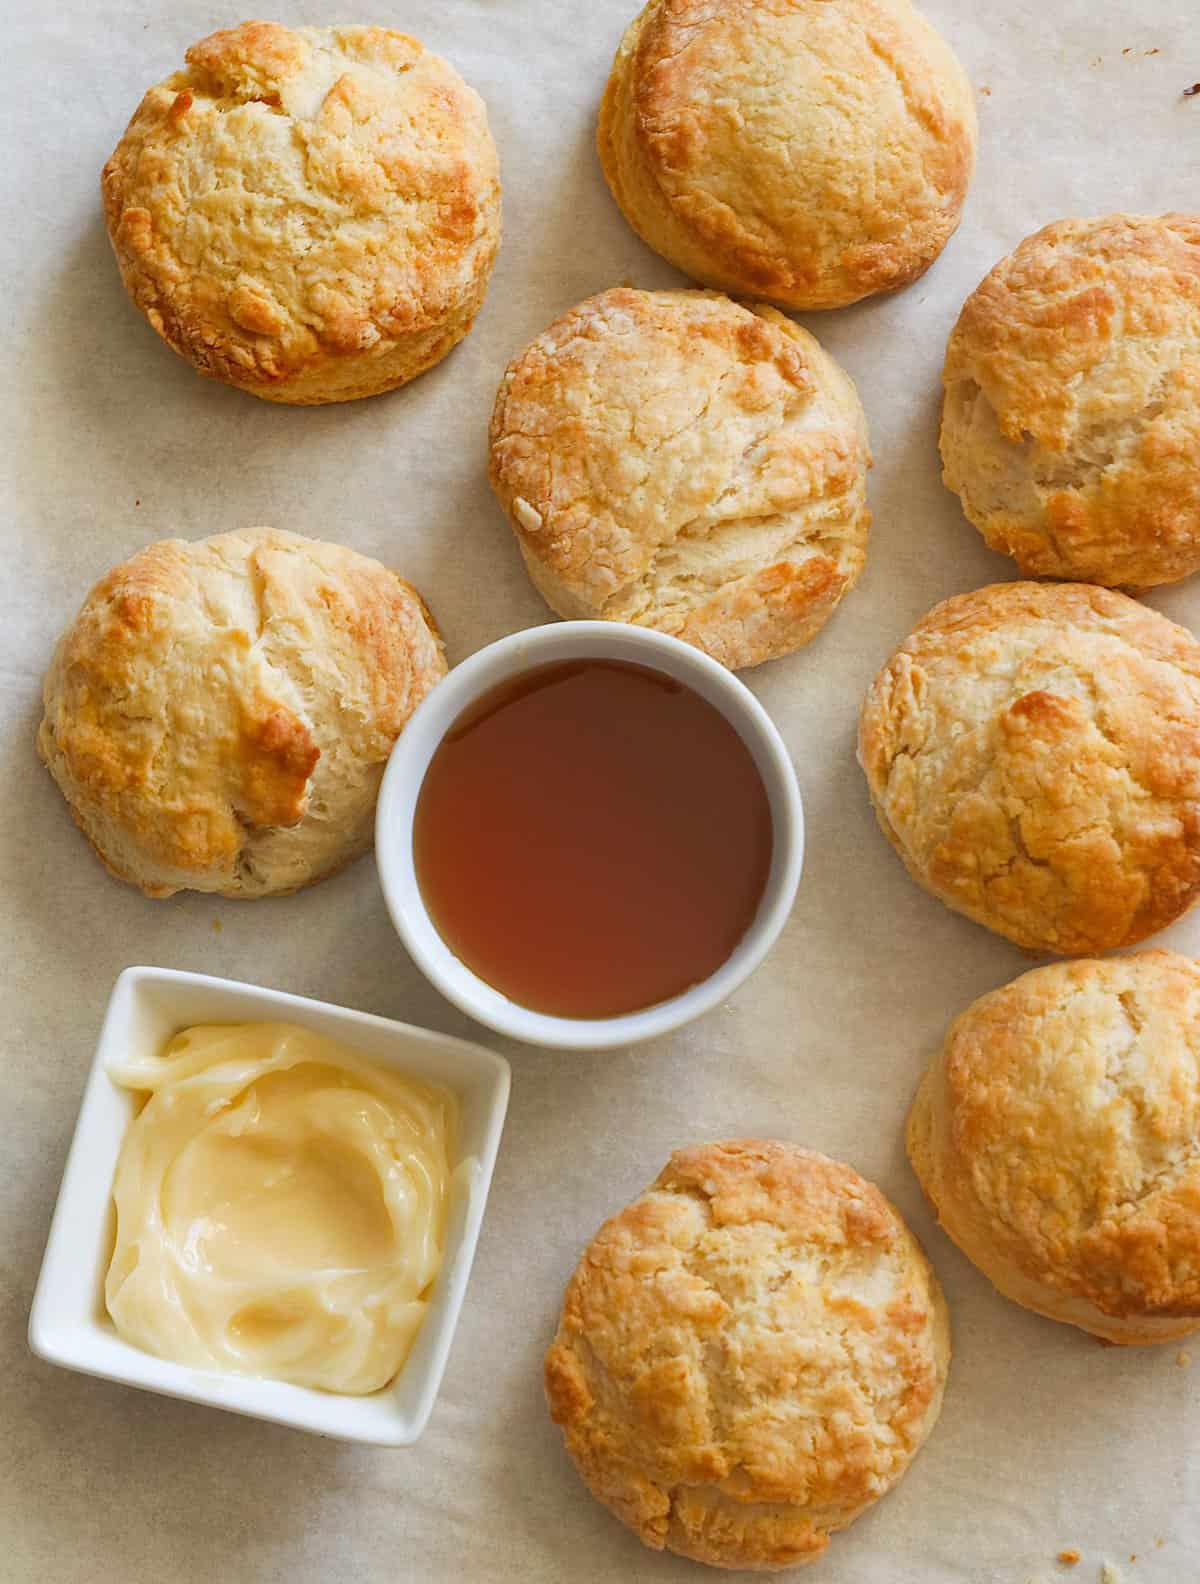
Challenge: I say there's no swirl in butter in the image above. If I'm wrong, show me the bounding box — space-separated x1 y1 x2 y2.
105 1022 456 1395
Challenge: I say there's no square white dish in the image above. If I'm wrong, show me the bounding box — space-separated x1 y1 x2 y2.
28 966 510 1445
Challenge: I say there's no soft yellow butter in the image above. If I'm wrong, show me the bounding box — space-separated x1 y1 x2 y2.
105 1022 456 1395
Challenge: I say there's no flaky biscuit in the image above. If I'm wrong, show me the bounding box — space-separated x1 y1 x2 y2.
909 952 1200 1344
941 215 1200 587
858 581 1200 953
103 22 501 403
545 1140 949 1572
38 527 445 897
598 0 976 311
489 287 870 670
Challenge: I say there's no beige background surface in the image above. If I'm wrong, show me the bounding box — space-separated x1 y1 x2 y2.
3 2 1198 1580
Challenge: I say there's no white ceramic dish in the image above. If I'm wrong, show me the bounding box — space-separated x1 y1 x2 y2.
376 622 804 1050
28 966 510 1445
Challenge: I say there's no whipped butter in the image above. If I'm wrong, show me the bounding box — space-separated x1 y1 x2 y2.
106 1022 456 1395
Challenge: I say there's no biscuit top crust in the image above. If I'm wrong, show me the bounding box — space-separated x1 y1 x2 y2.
489 287 869 661
616 0 976 307
102 22 500 390
858 581 1200 953
941 214 1200 585
38 527 445 896
929 952 1200 1321
544 1140 947 1571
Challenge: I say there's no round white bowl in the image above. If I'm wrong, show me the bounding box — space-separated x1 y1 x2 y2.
375 622 804 1050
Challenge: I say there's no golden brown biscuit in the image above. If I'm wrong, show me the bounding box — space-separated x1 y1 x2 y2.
489 288 870 670
909 952 1200 1344
941 215 1200 587
858 581 1200 954
38 527 446 897
103 22 501 403
598 0 976 311
545 1140 950 1571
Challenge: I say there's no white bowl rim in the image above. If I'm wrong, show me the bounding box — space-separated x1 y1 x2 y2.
375 622 804 1051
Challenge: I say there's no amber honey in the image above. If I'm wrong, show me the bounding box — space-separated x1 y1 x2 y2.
412 658 774 1019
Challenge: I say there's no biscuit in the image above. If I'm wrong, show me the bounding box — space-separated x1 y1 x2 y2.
598 0 976 311
858 581 1200 954
103 22 501 403
38 527 446 897
489 288 870 670
544 1140 949 1571
909 952 1200 1345
941 215 1200 587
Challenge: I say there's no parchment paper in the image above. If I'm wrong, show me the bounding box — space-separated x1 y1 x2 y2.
3 3 1198 1580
